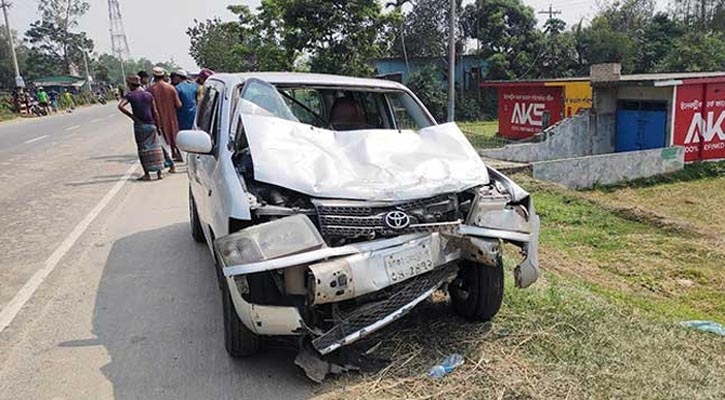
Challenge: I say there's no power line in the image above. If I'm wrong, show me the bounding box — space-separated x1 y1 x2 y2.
538 4 562 20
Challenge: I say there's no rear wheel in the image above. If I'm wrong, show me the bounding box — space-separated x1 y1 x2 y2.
450 258 504 321
222 282 260 357
189 188 205 243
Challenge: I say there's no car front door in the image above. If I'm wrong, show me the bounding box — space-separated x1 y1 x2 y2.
191 80 223 233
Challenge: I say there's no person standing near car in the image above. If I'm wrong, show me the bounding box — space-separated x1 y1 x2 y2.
117 75 165 181
148 67 181 169
148 67 183 165
171 69 198 131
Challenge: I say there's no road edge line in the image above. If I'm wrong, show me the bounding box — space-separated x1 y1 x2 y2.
0 162 139 333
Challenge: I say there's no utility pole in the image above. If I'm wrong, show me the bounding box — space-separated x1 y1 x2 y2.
81 49 92 93
0 0 24 88
538 4 562 20
447 0 455 122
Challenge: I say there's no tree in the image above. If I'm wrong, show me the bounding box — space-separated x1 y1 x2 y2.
406 65 447 122
24 0 93 76
658 31 725 71
388 0 458 58
259 0 397 76
187 5 292 72
538 19 579 78
461 0 543 80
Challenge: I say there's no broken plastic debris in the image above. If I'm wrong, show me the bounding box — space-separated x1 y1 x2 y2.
680 320 725 336
427 353 464 378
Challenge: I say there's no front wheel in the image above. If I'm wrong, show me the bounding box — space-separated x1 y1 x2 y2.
450 258 504 322
222 283 260 357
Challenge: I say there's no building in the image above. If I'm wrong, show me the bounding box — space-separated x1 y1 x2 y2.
590 71 725 162
369 55 486 92
481 78 592 139
479 66 725 189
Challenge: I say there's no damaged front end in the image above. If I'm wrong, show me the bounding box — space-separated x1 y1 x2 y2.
213 167 539 357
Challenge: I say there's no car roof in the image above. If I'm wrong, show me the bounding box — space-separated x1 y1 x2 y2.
211 72 409 90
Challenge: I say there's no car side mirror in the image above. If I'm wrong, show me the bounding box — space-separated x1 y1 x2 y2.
177 130 212 154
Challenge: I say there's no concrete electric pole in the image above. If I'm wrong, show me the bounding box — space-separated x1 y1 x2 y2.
447 0 456 122
0 0 24 88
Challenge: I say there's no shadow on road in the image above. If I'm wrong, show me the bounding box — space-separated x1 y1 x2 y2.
92 223 312 399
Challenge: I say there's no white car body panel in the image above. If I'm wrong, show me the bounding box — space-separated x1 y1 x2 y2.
240 111 489 201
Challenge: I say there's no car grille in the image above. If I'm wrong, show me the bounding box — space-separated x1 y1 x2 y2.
312 194 462 243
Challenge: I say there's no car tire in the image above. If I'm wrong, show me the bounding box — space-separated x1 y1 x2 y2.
189 188 205 243
222 282 260 357
450 257 504 322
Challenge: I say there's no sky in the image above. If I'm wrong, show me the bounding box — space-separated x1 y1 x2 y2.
7 0 668 71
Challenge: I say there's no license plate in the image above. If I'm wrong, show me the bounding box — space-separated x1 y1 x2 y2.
384 244 434 284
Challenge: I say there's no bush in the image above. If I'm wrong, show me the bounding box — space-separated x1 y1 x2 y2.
406 65 447 122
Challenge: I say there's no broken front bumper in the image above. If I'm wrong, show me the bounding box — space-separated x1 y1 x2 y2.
214 200 540 353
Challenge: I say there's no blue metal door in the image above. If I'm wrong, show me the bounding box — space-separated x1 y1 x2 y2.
616 101 667 152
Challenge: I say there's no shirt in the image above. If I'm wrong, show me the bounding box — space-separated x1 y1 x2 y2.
37 91 49 103
175 81 199 130
125 89 155 125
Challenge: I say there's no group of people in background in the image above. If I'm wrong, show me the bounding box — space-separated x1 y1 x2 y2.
11 87 76 115
118 67 213 181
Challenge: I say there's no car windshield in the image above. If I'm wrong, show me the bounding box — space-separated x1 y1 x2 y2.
239 78 434 131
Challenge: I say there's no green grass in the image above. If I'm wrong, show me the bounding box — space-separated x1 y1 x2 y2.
457 120 507 149
317 170 725 399
0 111 17 122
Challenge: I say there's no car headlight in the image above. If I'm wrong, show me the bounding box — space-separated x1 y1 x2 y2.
214 214 325 267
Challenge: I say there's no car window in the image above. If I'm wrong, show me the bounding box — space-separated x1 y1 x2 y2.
239 79 433 131
197 84 220 137
279 88 324 126
387 92 430 130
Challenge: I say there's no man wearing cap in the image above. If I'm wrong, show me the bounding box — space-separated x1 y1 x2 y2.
171 69 199 131
195 68 214 103
117 75 165 181
148 66 183 164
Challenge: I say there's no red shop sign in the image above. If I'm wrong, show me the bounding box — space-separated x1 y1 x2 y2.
673 83 725 162
498 86 563 139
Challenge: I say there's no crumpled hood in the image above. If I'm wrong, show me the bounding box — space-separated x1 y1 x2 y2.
244 114 489 201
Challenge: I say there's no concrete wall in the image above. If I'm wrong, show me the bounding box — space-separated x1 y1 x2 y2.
479 112 592 162
531 147 685 189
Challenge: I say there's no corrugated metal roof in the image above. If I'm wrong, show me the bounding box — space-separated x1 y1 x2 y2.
482 71 725 87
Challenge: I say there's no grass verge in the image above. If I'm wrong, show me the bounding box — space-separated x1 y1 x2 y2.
316 166 725 399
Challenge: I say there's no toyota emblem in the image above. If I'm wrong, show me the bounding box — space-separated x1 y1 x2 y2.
383 210 411 230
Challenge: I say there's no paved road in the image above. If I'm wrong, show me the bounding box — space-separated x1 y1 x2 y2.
0 107 313 399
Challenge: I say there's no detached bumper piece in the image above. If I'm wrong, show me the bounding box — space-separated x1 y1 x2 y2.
312 264 458 355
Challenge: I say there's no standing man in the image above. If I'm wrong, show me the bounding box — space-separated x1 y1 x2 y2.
117 75 165 181
171 69 198 131
195 68 213 103
138 70 150 89
48 88 59 113
36 87 50 115
147 66 183 165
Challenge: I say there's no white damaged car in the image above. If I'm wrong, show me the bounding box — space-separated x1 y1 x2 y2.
178 72 540 358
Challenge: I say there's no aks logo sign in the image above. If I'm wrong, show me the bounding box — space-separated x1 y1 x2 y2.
511 103 545 127
684 111 725 144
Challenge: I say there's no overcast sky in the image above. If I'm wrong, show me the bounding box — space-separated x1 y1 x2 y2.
7 0 668 71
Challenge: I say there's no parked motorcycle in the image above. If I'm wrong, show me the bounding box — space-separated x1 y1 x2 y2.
29 100 48 117
96 93 107 105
